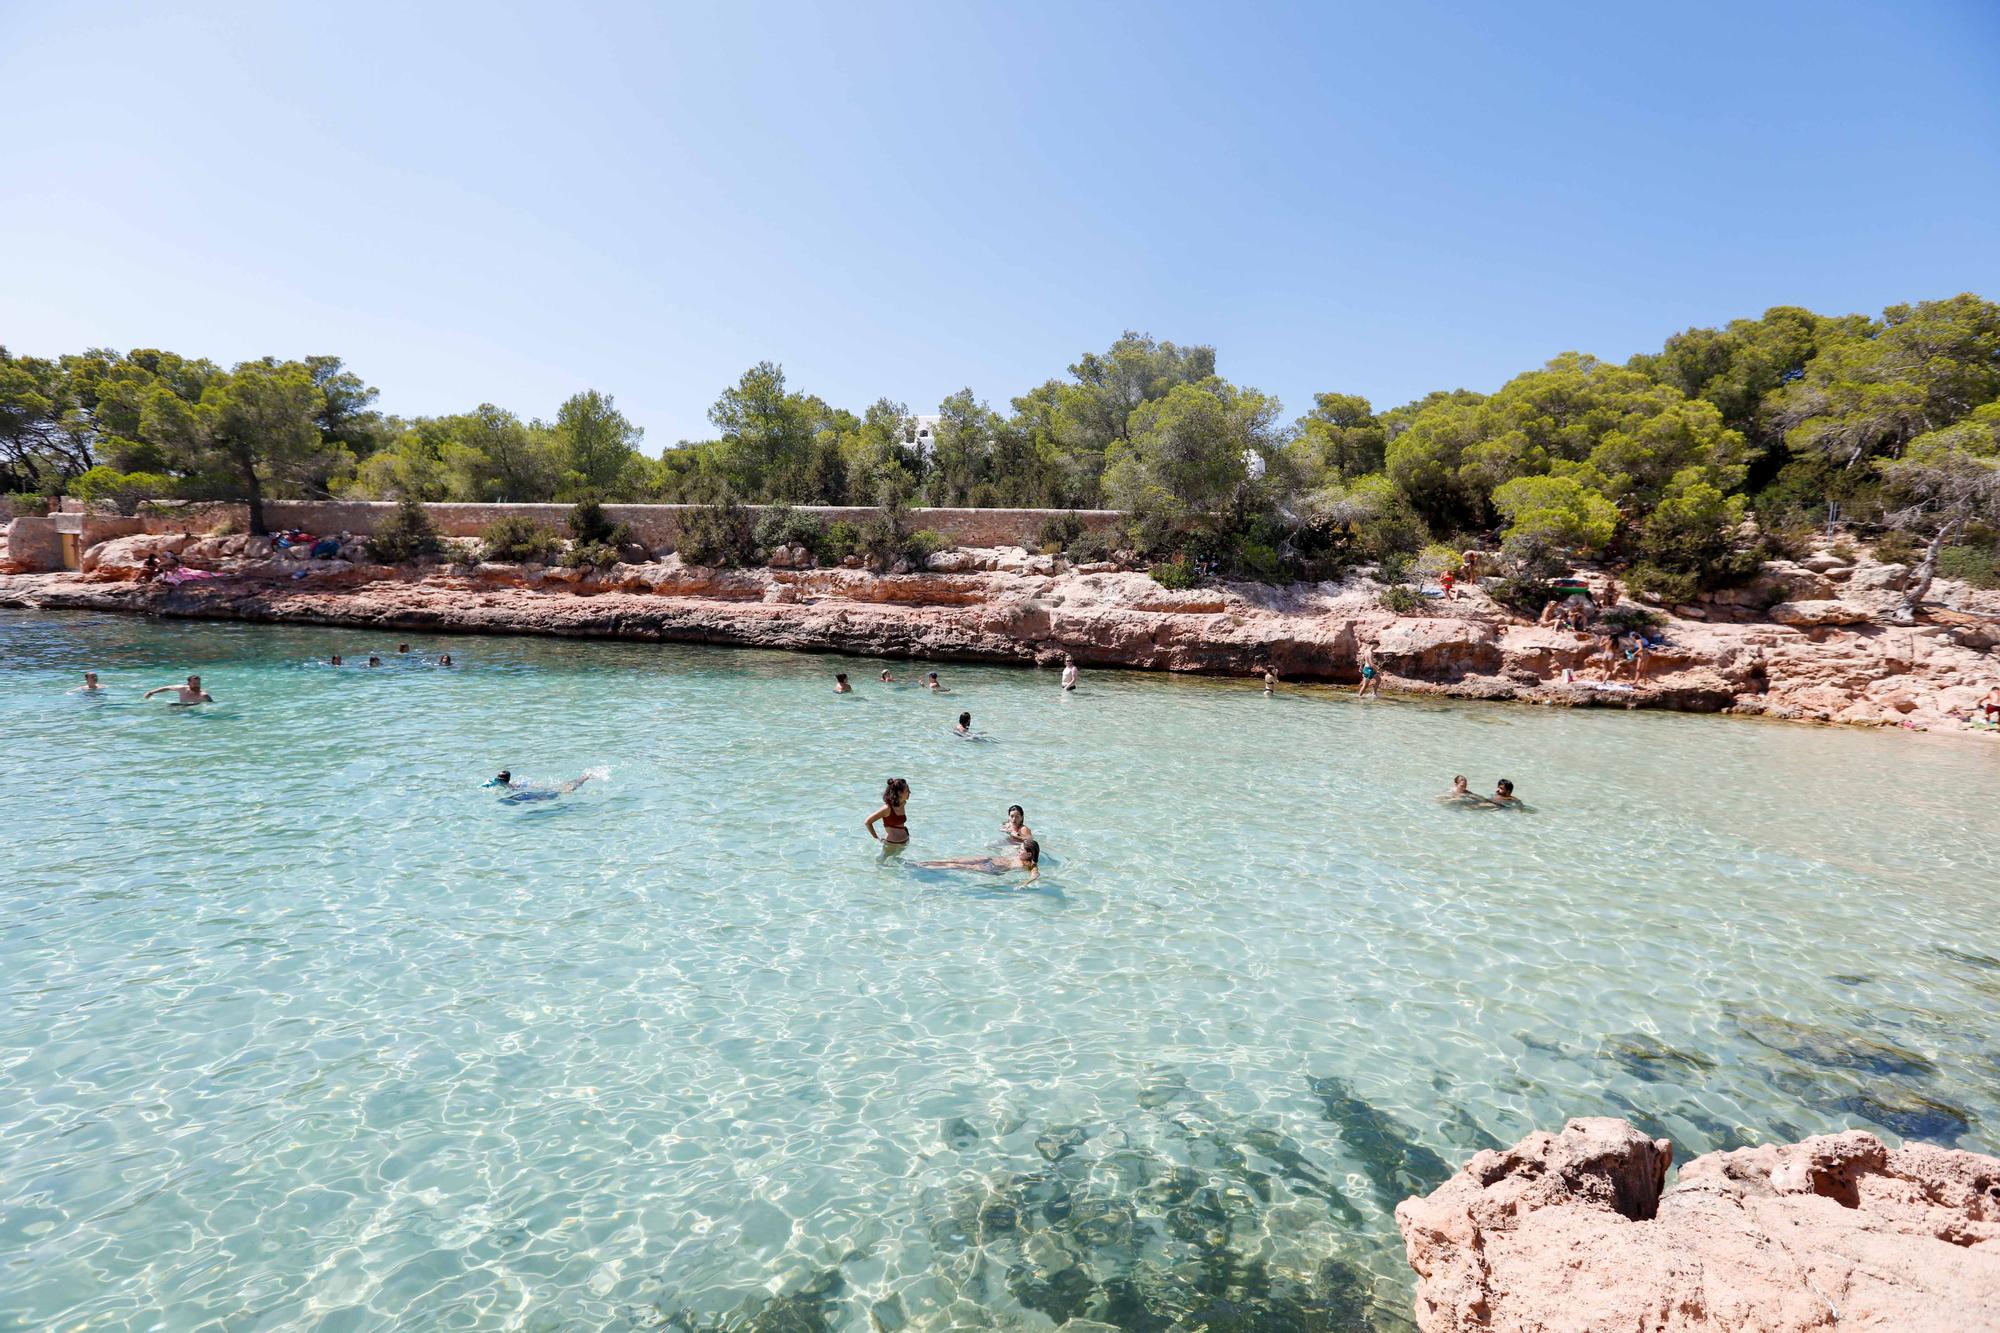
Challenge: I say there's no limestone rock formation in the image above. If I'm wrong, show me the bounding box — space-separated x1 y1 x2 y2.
1396 1117 2000 1332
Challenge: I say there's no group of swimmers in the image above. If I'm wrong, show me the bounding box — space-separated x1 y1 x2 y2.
69 671 215 705
1441 776 1527 809
325 644 454 669
867 780 1041 883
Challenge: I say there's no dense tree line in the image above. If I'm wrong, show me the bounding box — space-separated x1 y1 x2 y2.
5 296 1996 605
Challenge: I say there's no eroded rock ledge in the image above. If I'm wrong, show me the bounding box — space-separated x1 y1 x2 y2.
1395 1117 2000 1332
3 532 1998 729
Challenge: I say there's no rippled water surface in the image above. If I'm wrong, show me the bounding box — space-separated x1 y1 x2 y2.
4 609 1999 1331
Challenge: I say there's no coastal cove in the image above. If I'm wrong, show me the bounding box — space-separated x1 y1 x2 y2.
4 609 1998 1330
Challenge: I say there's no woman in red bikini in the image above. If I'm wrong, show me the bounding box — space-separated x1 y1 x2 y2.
866 777 912 848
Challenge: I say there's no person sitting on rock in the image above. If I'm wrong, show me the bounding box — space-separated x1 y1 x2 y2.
1981 685 2000 725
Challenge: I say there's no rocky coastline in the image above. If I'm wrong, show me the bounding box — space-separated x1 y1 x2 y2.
1396 1117 2000 1331
5 530 2000 731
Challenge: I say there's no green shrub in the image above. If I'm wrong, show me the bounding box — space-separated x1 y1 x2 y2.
1037 511 1086 552
561 540 622 569
1602 605 1664 635
814 519 861 566
4 493 51 518
675 487 755 567
1414 542 1464 579
1068 528 1114 563
478 515 563 563
752 502 827 559
567 496 635 548
1871 530 1920 565
1491 575 1557 615
1938 544 2000 590
1626 563 1701 606
1378 550 1413 584
365 496 444 563
1379 584 1424 615
70 467 175 515
904 528 949 562
1830 540 1857 563
1232 539 1284 582
1148 554 1201 589
855 510 903 568
1759 522 1817 562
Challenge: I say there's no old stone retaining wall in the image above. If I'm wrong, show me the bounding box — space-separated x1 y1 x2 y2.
49 500 1125 551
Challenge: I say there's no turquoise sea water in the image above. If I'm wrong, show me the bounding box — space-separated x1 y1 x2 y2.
4 609 1998 1331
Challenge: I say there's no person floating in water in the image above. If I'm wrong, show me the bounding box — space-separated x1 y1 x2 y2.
917 839 1040 884
1000 804 1033 844
73 671 104 693
866 777 911 847
486 768 602 802
143 674 213 705
926 671 948 692
1060 656 1078 691
1441 775 1486 806
834 673 852 694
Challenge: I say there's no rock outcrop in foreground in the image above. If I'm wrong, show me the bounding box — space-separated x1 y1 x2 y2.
1395 1117 2000 1332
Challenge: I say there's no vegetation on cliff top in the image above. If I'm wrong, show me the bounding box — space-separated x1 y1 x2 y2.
4 296 1997 589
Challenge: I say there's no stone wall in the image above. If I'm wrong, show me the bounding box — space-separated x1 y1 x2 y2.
55 500 1126 551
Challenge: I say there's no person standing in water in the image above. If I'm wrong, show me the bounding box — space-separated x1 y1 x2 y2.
953 711 975 736
1000 805 1034 844
916 840 1040 884
1060 657 1078 691
143 674 213 705
834 673 853 694
1356 651 1380 698
878 669 896 685
1489 779 1527 809
73 671 104 693
926 671 948 692
866 777 911 847
1262 668 1278 695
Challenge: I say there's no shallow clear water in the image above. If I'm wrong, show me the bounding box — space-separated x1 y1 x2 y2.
3 609 1998 1331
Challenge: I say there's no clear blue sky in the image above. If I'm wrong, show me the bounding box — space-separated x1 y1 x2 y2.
4 1 1997 445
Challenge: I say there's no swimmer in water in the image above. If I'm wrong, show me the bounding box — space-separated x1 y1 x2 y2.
926 671 948 692
436 653 454 668
397 643 410 654
866 777 911 846
1000 804 1033 844
834 673 852 694
486 768 601 801
73 671 103 693
953 711 974 736
1488 778 1528 809
1060 657 1078 691
366 655 382 668
916 839 1040 884
143 674 213 705
879 669 896 685
329 654 344 667
1440 775 1489 807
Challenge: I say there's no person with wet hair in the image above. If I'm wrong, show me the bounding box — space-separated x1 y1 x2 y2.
1489 779 1528 809
1000 805 1033 844
953 711 974 736
834 673 852 694
866 777 911 846
916 839 1040 884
